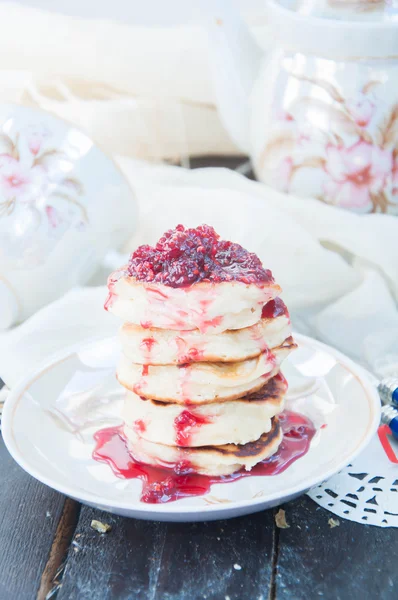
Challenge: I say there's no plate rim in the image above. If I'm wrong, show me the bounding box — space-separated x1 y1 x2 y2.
2 333 381 517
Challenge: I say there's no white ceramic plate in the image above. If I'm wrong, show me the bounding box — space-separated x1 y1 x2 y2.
2 334 380 522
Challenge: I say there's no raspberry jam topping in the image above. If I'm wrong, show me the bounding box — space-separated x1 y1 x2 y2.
127 224 274 288
261 297 289 319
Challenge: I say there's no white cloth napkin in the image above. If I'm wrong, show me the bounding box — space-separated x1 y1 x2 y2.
0 157 397 388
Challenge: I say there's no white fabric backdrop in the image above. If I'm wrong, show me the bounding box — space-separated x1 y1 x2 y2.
0 1 272 159
12 0 266 24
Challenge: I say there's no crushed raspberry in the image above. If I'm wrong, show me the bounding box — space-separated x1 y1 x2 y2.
261 297 288 319
127 224 274 288
141 477 178 503
174 410 211 446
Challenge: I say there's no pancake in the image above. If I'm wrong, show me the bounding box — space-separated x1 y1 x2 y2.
119 306 291 365
106 275 281 334
122 374 287 447
117 337 296 404
124 417 282 476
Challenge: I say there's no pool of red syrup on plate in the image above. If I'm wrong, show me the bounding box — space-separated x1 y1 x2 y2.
92 410 316 504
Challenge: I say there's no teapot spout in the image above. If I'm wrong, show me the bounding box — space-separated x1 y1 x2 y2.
204 0 262 153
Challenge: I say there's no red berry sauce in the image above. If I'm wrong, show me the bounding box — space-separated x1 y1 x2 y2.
175 338 205 364
140 337 157 363
140 338 157 352
93 411 316 504
104 268 127 311
127 224 274 288
173 410 213 446
104 292 114 311
261 297 289 319
133 419 146 434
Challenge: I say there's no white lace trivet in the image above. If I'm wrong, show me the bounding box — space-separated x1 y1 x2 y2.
307 432 398 527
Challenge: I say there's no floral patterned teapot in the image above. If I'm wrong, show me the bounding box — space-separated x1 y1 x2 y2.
0 104 137 329
207 0 398 213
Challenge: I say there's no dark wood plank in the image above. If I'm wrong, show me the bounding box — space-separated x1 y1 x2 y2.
152 510 275 600
276 496 398 600
37 498 81 600
57 507 167 600
0 436 69 600
57 506 275 600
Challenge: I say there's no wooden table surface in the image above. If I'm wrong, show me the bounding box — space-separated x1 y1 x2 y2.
0 157 397 600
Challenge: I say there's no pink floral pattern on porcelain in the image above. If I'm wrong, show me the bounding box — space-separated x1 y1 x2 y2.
258 77 398 213
323 141 392 209
327 0 394 14
346 93 375 128
275 157 294 193
392 156 398 196
0 127 86 226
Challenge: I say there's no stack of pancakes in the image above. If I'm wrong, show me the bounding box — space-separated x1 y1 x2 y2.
106 225 296 476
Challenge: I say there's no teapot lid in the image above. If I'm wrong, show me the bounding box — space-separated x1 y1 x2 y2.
268 0 398 58
280 0 398 22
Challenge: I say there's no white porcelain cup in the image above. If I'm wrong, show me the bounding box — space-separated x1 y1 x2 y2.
0 104 137 329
